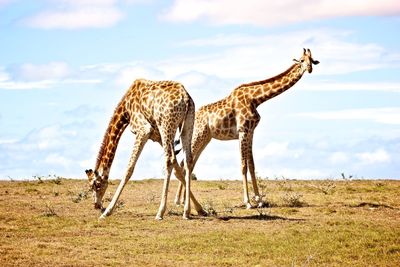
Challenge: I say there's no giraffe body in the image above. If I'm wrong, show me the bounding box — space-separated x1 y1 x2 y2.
85 79 205 220
175 49 319 208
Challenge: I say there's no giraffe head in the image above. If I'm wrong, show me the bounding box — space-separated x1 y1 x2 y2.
85 169 108 210
293 48 319 74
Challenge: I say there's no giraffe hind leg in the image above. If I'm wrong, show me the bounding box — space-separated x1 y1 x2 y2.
247 142 265 207
155 144 174 220
239 131 252 209
174 122 211 215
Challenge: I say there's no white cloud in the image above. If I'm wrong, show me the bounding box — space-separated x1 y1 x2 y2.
175 71 209 89
297 108 400 125
24 0 124 29
0 62 102 90
44 153 73 167
164 29 399 79
16 62 70 81
0 80 56 90
178 33 263 48
329 152 349 164
300 81 400 93
0 66 10 82
80 63 122 73
0 79 102 90
115 64 165 87
356 149 391 164
162 0 400 27
256 142 303 159
0 139 17 145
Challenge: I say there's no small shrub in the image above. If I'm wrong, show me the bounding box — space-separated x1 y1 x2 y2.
203 200 217 216
217 184 226 190
281 191 305 207
32 174 62 184
310 181 336 195
72 190 89 203
341 172 353 181
51 177 62 185
33 175 44 184
256 205 271 219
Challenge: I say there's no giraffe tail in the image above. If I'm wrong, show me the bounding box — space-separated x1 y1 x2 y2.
173 139 182 155
175 96 195 157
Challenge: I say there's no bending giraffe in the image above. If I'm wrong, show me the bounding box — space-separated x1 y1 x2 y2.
85 79 206 220
175 48 319 208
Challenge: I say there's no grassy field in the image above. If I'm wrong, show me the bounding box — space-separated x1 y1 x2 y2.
0 177 399 266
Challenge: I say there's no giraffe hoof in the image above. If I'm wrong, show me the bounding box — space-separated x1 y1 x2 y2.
258 201 268 208
246 203 253 209
155 215 163 220
182 214 191 220
99 209 111 219
197 209 208 217
254 195 261 203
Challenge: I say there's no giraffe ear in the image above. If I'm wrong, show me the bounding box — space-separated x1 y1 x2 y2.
293 58 300 63
312 59 320 65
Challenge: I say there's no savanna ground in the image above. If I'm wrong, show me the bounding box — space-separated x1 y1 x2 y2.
0 176 399 266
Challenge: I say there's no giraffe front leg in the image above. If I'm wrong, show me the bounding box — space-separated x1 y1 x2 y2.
100 132 149 219
247 133 265 208
239 131 252 209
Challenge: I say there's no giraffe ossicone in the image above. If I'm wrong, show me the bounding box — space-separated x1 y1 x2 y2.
175 48 319 208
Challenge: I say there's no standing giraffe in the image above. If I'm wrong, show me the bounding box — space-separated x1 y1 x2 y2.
85 79 206 220
175 49 319 208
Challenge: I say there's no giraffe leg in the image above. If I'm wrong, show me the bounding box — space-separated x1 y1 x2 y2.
155 160 172 220
100 132 149 219
174 123 211 214
173 163 206 215
173 172 184 205
239 131 252 209
247 134 264 207
155 140 176 220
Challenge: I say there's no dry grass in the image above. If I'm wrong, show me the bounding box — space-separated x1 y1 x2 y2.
0 178 399 266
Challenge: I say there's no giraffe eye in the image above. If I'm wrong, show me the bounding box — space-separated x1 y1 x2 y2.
300 59 305 63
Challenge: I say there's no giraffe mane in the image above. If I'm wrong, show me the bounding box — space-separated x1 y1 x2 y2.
237 63 298 88
94 95 130 172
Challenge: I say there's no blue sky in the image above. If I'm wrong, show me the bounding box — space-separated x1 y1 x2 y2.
1 0 400 180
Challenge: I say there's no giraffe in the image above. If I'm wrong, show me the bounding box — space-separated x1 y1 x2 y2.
174 48 319 208
85 78 206 220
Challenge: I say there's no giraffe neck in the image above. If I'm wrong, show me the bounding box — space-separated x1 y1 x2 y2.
247 63 304 106
94 101 129 180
